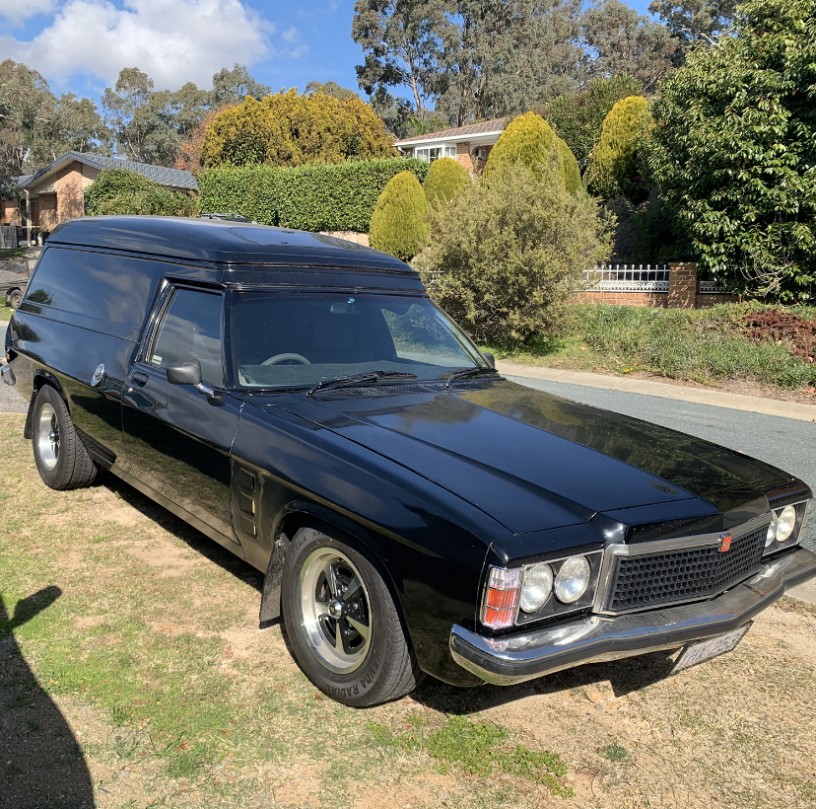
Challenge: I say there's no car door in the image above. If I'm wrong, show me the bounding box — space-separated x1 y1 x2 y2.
121 285 243 550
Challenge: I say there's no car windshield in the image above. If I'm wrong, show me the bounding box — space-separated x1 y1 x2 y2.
228 291 488 390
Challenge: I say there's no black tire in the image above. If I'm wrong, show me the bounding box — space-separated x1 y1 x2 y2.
31 386 97 490
281 527 420 707
8 288 23 309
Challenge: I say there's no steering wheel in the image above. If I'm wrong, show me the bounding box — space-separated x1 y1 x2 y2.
261 353 311 366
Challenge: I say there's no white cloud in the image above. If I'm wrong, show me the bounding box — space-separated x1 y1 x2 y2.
280 23 308 57
0 0 55 26
0 0 274 90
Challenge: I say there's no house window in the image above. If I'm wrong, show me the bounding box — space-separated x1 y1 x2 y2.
414 145 457 162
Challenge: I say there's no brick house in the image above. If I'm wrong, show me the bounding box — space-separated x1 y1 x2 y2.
394 117 508 173
2 151 198 242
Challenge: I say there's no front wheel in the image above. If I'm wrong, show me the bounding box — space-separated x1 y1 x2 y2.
8 288 23 309
281 527 420 707
32 386 97 490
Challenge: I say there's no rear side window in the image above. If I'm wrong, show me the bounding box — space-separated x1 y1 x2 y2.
24 246 168 339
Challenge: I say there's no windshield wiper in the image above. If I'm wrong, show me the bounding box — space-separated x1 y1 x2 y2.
444 366 498 388
308 370 417 396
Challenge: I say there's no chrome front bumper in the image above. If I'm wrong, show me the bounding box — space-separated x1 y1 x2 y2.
450 546 816 686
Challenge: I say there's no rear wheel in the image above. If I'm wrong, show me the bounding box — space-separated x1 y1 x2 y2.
32 386 97 490
8 288 23 309
282 527 420 707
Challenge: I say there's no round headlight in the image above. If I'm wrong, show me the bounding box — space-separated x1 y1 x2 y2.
520 563 553 613
766 516 778 547
775 505 797 542
554 556 591 604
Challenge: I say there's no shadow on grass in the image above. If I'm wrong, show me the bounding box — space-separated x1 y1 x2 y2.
0 587 96 809
99 471 264 593
411 650 677 714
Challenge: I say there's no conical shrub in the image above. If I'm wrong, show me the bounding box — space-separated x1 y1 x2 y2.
483 112 561 187
369 171 430 260
585 96 653 201
556 136 582 195
423 157 470 208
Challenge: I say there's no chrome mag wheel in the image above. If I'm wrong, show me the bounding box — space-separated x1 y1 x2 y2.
36 402 60 471
298 547 372 674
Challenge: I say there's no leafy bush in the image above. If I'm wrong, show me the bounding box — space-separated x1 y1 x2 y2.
369 171 430 260
198 158 429 231
649 0 816 301
423 157 470 208
84 169 197 217
201 90 396 168
585 96 653 202
416 164 612 345
483 113 562 187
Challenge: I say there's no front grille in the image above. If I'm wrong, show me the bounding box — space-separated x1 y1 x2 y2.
607 526 767 613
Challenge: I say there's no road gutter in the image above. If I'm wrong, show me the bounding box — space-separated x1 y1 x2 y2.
497 361 816 423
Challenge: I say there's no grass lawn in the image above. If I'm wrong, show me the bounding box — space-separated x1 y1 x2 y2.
2 412 816 808
486 303 816 391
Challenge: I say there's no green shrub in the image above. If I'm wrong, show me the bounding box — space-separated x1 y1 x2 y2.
649 0 816 301
416 164 612 345
483 112 561 187
556 137 582 195
369 171 430 260
85 169 197 217
585 96 653 202
548 75 643 168
423 157 470 208
198 158 429 231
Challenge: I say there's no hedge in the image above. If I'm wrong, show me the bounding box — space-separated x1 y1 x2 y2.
85 169 198 217
197 158 430 232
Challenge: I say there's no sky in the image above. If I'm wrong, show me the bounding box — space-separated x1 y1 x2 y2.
0 0 657 102
0 0 368 100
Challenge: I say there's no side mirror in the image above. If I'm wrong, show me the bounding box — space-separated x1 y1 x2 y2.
166 360 202 386
166 360 217 400
482 352 496 369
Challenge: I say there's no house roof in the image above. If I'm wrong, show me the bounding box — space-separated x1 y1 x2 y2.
19 151 199 192
394 117 508 148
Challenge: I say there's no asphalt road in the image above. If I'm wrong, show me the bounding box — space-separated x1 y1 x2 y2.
508 374 816 553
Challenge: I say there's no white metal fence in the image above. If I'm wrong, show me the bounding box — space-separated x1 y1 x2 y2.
583 264 669 292
583 264 733 295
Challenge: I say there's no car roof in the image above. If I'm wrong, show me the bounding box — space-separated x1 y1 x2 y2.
47 216 415 277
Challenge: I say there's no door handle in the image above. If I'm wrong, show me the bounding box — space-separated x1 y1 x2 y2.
130 371 149 386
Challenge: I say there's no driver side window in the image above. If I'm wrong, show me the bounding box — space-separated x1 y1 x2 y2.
150 288 225 385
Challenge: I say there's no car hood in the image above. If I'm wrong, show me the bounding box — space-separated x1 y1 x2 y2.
266 379 795 534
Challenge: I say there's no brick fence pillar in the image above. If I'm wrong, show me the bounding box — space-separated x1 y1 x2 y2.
667 262 698 308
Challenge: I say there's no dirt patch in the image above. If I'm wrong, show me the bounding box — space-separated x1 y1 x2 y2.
459 602 816 808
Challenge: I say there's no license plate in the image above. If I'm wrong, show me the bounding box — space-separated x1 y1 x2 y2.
671 623 752 674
